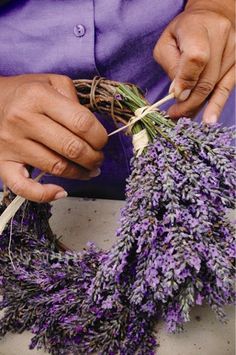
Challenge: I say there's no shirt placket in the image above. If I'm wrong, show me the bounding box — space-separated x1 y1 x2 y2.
70 0 99 78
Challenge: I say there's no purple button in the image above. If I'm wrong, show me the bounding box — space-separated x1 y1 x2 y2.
73 24 86 37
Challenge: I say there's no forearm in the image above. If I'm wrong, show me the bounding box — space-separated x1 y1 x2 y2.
185 0 235 24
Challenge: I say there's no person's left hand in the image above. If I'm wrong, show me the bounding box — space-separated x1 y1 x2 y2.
153 2 235 124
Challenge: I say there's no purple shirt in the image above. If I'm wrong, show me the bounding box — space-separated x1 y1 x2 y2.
0 1 234 199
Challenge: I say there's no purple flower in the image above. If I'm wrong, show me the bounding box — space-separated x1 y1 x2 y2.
0 118 235 354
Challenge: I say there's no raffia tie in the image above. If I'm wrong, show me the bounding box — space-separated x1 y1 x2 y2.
108 93 174 155
132 129 149 156
0 172 45 235
0 93 174 235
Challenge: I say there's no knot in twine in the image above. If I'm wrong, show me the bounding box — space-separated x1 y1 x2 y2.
108 93 174 137
0 93 174 235
108 93 175 155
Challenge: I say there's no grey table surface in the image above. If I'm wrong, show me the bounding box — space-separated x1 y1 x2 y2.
0 195 235 355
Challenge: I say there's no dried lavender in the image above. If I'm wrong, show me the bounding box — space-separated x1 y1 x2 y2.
0 80 235 354
90 119 235 331
0 203 155 354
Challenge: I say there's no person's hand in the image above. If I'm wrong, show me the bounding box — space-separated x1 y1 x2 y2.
153 0 235 124
0 74 108 202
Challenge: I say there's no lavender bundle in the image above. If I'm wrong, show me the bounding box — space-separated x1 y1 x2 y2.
0 78 235 354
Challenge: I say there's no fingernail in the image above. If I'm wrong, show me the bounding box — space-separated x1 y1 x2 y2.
23 168 30 178
54 190 68 200
89 168 101 178
179 89 191 101
204 115 218 125
169 80 175 93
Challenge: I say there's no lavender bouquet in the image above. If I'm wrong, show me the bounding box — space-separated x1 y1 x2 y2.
0 78 235 354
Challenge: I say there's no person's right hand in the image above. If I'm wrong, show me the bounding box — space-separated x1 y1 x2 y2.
0 74 108 202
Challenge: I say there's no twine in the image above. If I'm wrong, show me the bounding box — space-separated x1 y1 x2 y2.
108 93 174 137
132 129 149 156
108 92 175 154
0 92 174 234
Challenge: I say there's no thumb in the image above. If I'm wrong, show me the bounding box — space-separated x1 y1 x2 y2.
0 161 67 202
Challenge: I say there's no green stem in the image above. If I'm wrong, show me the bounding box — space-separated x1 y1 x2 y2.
117 84 176 148
117 84 211 156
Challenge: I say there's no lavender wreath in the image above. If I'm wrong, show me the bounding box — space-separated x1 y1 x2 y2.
0 77 235 355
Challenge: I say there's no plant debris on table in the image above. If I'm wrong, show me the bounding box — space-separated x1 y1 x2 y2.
0 77 235 355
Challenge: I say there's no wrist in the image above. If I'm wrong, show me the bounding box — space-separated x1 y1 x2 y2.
185 0 235 25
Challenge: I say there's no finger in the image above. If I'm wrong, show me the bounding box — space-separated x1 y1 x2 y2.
168 33 228 119
203 65 235 124
154 24 211 102
48 74 78 102
0 161 67 202
25 113 104 171
36 84 108 150
170 25 210 101
153 29 180 80
5 138 101 180
218 28 235 79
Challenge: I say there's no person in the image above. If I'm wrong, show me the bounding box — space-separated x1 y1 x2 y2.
0 0 235 202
